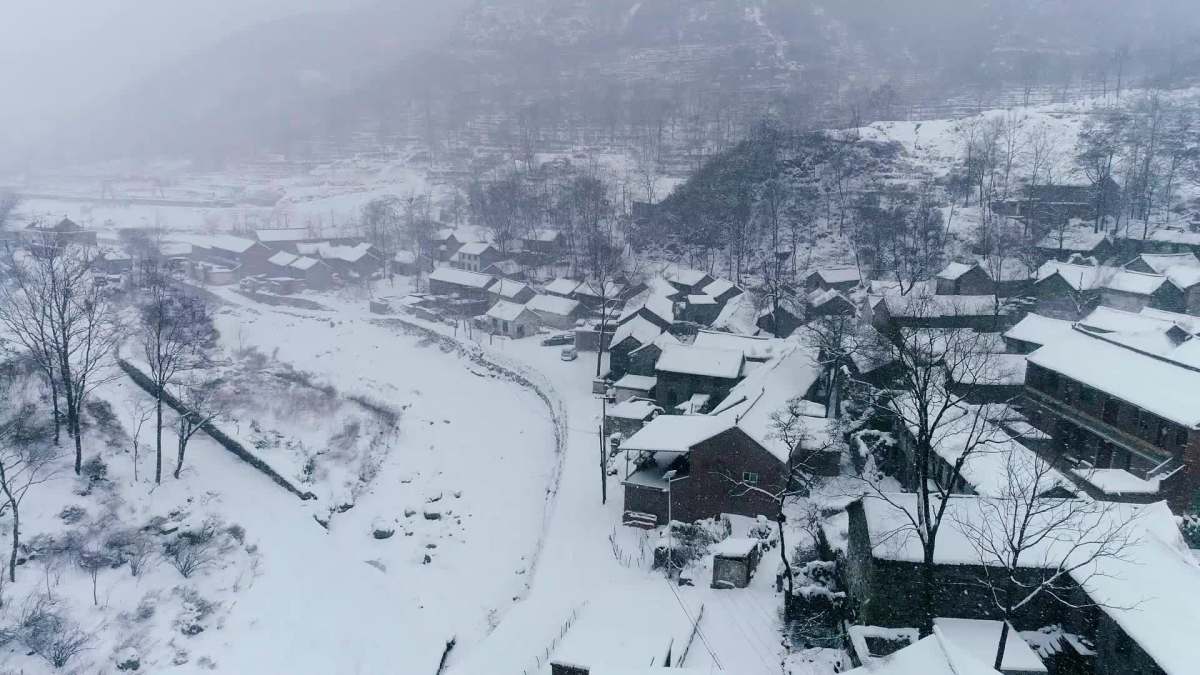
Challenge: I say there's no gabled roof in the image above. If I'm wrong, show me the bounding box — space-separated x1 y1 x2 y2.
618 294 674 325
486 300 532 322
290 256 321 271
692 330 786 361
702 278 740 299
611 315 663 349
620 414 735 453
811 267 861 284
457 241 496 256
1035 261 1103 290
612 374 657 392
1149 228 1200 246
846 630 1002 675
605 399 663 421
859 494 1199 675
268 251 298 266
655 345 744 379
1102 269 1168 296
544 278 582 296
526 293 581 317
873 293 998 319
709 342 825 461
1037 228 1109 251
1127 252 1200 274
936 261 980 281
428 267 496 290
1003 313 1074 347
1028 327 1200 428
491 278 531 300
710 292 760 335
665 268 711 287
209 235 259 254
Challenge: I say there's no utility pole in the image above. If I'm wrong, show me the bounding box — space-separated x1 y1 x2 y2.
599 395 607 504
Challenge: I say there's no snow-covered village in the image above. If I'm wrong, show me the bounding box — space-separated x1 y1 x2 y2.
2 2 1200 674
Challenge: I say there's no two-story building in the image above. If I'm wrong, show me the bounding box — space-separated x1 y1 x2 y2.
1023 325 1200 509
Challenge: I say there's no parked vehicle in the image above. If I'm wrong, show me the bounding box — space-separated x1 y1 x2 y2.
560 346 578 361
542 333 574 347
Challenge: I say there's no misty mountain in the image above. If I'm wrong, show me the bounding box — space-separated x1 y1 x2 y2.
32 0 1200 167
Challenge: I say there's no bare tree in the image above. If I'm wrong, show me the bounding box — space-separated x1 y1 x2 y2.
124 400 152 482
0 253 64 442
801 314 867 418
31 244 120 474
173 376 224 479
138 266 217 483
0 191 19 232
954 451 1140 670
359 196 404 255
856 307 1012 633
0 439 60 583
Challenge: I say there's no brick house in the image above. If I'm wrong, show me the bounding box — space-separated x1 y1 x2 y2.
620 417 785 525
520 229 566 256
664 268 714 300
608 316 666 380
805 289 856 319
194 235 274 277
617 294 675 331
1002 313 1074 354
1124 253 1200 315
1023 325 1200 509
1035 227 1113 263
654 345 744 411
702 278 743 305
427 229 462 261
867 293 1004 333
488 278 536 305
843 494 1195 675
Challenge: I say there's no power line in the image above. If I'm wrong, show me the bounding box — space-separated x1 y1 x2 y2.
665 580 724 670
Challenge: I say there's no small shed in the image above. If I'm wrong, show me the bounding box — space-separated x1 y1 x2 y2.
711 537 762 589
612 374 657 402
935 262 993 296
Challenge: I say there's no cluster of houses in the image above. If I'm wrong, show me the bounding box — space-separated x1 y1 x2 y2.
538 225 1200 674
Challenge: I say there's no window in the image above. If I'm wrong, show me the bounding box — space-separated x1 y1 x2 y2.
742 471 760 486
1178 427 1191 448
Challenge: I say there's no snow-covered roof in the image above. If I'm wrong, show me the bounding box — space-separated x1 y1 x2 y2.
268 251 298 266
209 235 258 254
873 293 998 318
428 267 496 290
1102 269 1168 295
1149 228 1200 246
1166 266 1200 289
524 228 561 242
606 399 662 421
490 278 531 300
686 294 717 305
1003 314 1074 347
393 250 417 264
712 537 759 558
933 619 1046 674
612 374 657 392
1035 261 1104 291
290 256 321 271
655 345 744 379
812 267 861 284
456 241 495 256
574 280 625 299
892 394 1069 498
618 294 674 325
544 278 582 296
256 228 312 243
807 288 851 309
665 268 711 287
710 292 760 335
526 293 581 317
1037 228 1109 251
1128 252 1200 274
620 414 735 453
846 630 1001 675
611 315 663 348
702 277 739 299
935 261 978 281
945 353 1027 387
1140 307 1200 333
1071 467 1161 496
1028 327 1200 428
486 300 531 322
709 343 825 462
692 330 787 361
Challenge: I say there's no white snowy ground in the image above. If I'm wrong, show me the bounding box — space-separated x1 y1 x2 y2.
177 281 805 673
1 287 558 673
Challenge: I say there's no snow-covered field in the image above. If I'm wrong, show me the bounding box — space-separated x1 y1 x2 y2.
1 287 560 673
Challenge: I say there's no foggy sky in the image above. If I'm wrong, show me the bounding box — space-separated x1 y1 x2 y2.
0 0 373 147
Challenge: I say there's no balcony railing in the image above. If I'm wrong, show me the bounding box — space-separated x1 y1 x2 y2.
1024 387 1179 481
